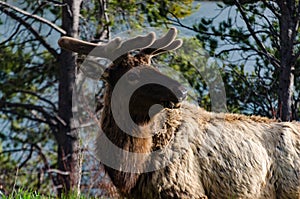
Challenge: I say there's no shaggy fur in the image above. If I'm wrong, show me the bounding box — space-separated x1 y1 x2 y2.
131 103 300 199
96 54 300 199
97 55 300 198
98 96 300 198
58 28 300 198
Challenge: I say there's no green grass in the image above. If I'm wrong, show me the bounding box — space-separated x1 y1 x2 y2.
1 189 99 199
1 189 45 199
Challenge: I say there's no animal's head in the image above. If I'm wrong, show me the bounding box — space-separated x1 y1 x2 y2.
58 28 187 122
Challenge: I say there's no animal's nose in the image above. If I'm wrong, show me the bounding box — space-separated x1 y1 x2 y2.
172 85 187 102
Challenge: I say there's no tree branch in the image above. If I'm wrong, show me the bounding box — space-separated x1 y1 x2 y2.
12 89 58 112
47 169 70 176
18 145 34 169
1 108 50 127
0 4 60 59
215 47 253 57
234 0 280 68
294 49 300 63
261 0 281 18
0 1 66 35
32 143 57 187
0 99 59 129
0 147 31 155
0 21 22 46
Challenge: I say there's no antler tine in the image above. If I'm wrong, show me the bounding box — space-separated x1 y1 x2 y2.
89 37 123 58
146 28 177 50
58 36 122 57
140 27 182 55
109 32 155 61
58 32 155 61
150 39 183 56
58 36 99 55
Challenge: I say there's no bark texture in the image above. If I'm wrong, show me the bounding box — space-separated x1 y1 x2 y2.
57 0 83 196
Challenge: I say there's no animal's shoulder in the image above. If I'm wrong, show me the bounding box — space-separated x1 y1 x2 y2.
180 102 275 124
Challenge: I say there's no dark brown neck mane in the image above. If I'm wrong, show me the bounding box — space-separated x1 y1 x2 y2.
58 27 185 197
100 83 153 195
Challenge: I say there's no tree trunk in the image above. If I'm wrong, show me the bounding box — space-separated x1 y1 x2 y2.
95 0 110 41
56 0 83 196
278 65 294 121
278 1 296 121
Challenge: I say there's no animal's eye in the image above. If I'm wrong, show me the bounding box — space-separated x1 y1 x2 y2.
127 72 140 84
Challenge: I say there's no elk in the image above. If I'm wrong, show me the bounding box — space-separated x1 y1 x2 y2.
58 28 300 199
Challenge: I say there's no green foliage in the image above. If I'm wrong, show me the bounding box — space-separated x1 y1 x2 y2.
156 37 219 111
192 2 300 118
0 146 18 191
0 41 58 193
0 0 197 196
168 38 210 108
80 0 196 39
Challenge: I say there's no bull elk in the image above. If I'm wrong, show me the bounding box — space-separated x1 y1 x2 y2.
58 28 300 199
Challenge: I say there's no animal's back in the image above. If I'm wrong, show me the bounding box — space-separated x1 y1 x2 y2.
132 102 300 199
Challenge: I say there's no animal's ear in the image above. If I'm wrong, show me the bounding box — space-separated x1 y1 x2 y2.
79 57 106 80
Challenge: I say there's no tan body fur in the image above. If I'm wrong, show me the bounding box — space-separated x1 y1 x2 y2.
58 28 300 199
97 101 300 199
127 102 300 199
